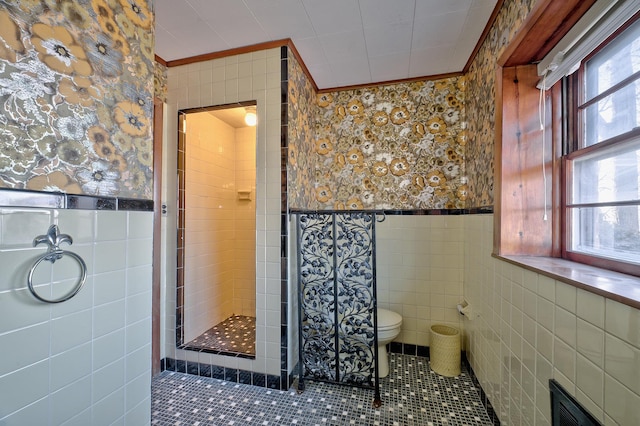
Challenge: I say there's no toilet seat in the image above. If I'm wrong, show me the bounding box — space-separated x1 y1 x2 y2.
377 308 402 329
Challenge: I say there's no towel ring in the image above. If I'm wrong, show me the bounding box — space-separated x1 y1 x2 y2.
26 225 87 304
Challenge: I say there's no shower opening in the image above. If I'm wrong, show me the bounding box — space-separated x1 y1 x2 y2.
176 102 257 358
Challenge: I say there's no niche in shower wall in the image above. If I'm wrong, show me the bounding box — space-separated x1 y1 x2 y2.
177 103 257 358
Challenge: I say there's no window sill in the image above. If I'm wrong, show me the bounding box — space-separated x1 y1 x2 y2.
494 254 640 310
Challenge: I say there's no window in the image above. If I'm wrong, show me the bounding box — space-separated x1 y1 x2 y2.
564 16 640 275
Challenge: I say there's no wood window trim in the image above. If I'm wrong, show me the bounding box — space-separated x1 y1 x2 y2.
495 68 640 306
152 98 163 376
561 15 640 278
493 0 640 309
494 64 561 257
498 0 597 68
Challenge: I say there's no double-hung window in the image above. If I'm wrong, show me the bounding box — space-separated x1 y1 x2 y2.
564 16 640 275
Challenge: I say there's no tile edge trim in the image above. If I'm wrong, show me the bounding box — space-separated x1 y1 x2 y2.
0 189 154 212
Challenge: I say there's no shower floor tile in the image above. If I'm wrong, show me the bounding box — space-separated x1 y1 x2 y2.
151 353 493 425
183 315 255 357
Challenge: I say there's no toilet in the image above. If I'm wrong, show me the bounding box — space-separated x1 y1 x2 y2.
376 308 403 378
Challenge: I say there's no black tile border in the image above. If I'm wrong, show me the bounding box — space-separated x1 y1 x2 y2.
0 188 154 212
67 194 117 210
280 45 292 391
462 352 501 426
161 357 285 390
117 197 154 211
178 344 256 360
290 207 494 216
389 342 430 358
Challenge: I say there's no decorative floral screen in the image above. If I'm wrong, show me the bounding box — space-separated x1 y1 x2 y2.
0 0 155 199
296 212 378 387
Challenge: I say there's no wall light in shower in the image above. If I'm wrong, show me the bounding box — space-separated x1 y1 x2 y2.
244 107 257 126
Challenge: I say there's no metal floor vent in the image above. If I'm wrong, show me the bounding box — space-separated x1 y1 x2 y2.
549 380 602 426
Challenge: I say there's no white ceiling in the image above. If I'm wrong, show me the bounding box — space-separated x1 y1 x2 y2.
208 107 252 128
154 0 498 90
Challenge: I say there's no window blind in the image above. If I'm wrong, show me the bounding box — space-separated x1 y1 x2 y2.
537 0 640 89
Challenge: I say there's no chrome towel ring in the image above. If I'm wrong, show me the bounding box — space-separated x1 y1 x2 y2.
27 225 87 304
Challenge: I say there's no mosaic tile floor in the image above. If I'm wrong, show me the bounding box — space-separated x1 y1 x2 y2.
183 315 256 356
151 353 493 425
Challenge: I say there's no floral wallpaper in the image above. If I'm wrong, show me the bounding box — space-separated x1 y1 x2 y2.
0 0 155 199
465 0 539 208
313 78 467 210
154 60 167 103
287 49 317 210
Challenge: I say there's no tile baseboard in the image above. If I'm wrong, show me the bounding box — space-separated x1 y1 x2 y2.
161 357 289 390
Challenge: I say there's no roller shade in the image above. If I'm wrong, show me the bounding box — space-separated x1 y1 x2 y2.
537 0 640 89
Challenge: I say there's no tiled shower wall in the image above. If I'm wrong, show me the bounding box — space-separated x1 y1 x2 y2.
234 126 257 317
464 214 640 425
163 48 283 377
0 208 153 425
181 112 257 344
183 113 237 343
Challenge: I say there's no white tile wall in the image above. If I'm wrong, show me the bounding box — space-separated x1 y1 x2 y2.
376 215 464 347
0 208 153 425
183 112 235 341
234 126 257 317
464 214 640 425
287 218 299 378
164 47 282 375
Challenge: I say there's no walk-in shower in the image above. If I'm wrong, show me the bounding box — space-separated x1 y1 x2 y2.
176 102 257 358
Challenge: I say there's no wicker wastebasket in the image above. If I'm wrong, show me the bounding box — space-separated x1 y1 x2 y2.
429 324 461 377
